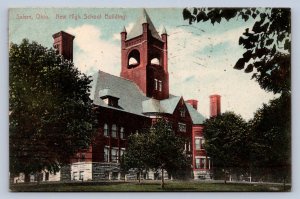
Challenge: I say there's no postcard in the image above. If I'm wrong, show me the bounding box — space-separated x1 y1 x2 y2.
8 7 291 192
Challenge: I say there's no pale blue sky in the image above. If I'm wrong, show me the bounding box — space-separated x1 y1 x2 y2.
2 1 300 199
9 8 279 119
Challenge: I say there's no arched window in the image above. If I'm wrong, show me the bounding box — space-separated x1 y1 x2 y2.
104 123 109 137
112 124 117 138
128 49 140 68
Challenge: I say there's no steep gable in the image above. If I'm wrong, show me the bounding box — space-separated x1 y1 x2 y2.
126 9 163 41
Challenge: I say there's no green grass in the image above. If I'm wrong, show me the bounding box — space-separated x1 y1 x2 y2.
10 181 291 192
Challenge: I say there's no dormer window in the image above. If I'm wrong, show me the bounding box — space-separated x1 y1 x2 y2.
99 89 120 108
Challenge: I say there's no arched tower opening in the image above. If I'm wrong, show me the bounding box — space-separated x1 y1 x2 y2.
128 49 140 68
150 57 160 65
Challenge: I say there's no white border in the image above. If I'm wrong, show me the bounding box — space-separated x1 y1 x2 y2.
1 0 299 199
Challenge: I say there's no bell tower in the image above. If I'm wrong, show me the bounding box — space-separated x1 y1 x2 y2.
120 9 169 100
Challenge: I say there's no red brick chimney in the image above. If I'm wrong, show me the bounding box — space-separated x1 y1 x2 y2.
52 31 75 61
210 94 221 117
186 99 198 110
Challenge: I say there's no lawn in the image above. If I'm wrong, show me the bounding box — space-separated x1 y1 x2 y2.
10 181 291 192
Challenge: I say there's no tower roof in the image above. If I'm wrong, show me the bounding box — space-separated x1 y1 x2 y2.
161 26 167 35
126 9 162 41
122 26 126 33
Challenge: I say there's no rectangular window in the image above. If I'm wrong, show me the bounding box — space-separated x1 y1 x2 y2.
195 138 200 150
195 158 200 169
158 80 162 92
200 139 205 150
104 124 109 137
120 148 125 157
112 124 117 138
154 79 158 90
104 146 110 162
120 127 125 139
79 171 84 180
111 148 118 163
178 122 186 132
201 158 206 169
73 172 77 181
180 109 185 117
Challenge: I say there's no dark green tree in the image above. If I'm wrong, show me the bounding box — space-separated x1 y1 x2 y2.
203 112 249 183
183 8 291 94
120 132 149 183
146 119 189 188
121 119 189 188
9 39 96 181
249 93 291 183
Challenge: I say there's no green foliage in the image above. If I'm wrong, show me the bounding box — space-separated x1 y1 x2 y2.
121 119 190 186
249 93 291 182
120 132 149 181
146 119 189 174
9 39 96 176
183 8 291 94
203 112 249 182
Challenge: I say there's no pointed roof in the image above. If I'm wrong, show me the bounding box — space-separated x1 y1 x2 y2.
161 26 167 35
122 26 126 33
126 9 162 41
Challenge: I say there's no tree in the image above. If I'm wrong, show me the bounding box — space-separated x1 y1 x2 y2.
249 93 291 183
9 39 96 181
120 132 148 183
183 8 291 94
203 112 249 183
146 119 189 188
121 119 189 188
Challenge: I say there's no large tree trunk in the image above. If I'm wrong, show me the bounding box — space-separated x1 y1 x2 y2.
161 168 165 189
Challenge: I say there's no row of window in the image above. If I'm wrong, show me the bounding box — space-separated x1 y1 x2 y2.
184 142 191 152
73 171 84 181
195 137 205 150
104 124 125 139
104 146 125 163
195 157 210 169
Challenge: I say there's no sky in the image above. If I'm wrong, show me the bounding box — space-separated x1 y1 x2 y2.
3 1 300 199
9 8 278 120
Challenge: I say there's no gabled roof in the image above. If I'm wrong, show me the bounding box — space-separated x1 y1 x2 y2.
185 103 206 124
90 70 206 124
91 70 148 116
126 9 162 41
142 96 181 114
